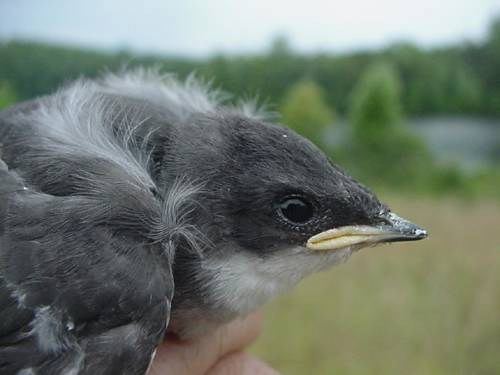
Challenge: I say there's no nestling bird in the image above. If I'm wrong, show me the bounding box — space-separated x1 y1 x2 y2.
0 70 427 374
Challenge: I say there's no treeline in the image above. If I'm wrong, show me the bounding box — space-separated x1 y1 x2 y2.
1 17 499 199
1 17 500 117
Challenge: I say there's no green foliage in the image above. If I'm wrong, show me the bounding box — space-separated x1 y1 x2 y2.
347 62 431 186
484 17 500 112
461 15 500 115
385 45 484 115
280 80 335 146
2 15 500 118
268 35 293 56
426 164 474 197
425 165 500 200
350 62 402 142
466 168 500 199
447 63 482 112
1 16 499 198
0 81 17 109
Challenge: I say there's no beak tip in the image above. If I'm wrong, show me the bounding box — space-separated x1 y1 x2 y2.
415 228 428 236
382 212 428 241
412 227 428 240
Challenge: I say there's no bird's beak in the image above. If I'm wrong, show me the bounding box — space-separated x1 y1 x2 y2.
306 212 427 252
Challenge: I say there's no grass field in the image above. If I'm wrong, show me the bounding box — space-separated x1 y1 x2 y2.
252 196 500 374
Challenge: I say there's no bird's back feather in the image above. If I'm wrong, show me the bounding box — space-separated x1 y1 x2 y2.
0 73 206 374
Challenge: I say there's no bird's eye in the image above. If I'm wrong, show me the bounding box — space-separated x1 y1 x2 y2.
278 196 314 224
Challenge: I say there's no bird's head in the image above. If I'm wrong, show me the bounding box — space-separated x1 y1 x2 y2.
171 112 426 257
167 111 427 336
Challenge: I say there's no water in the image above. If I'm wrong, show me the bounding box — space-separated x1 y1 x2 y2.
409 117 500 170
325 116 500 171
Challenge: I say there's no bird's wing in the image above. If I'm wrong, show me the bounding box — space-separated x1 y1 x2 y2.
0 159 174 375
0 82 203 374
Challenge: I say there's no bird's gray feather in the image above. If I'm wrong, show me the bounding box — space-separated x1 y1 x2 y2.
0 72 208 374
0 68 391 368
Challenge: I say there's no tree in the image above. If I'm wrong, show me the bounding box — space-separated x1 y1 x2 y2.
280 80 335 146
447 63 482 113
269 35 292 57
348 62 430 186
0 81 17 109
484 16 500 115
350 62 402 143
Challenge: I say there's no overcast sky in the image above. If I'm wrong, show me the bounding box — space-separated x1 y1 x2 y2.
1 0 499 57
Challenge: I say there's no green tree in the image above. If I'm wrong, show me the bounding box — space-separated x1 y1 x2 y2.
348 62 430 186
484 16 500 114
350 63 402 143
280 80 335 146
0 81 17 109
269 35 292 57
447 63 482 112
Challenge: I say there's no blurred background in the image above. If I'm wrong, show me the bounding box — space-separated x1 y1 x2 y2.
1 1 499 373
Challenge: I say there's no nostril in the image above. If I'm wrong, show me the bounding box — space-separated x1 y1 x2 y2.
367 209 392 226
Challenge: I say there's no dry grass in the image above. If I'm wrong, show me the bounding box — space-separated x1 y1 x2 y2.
251 197 500 374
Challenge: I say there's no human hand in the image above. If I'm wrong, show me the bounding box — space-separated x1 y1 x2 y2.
148 311 280 375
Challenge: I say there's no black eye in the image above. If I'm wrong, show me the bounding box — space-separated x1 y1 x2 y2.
278 196 314 224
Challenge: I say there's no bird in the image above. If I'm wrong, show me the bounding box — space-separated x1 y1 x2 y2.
0 69 427 374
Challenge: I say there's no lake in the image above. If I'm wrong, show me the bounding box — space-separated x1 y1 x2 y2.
326 116 500 171
410 116 500 171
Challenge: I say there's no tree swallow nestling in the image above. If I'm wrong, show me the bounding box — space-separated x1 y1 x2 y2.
0 70 427 374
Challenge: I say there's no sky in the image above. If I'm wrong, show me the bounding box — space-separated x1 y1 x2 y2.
0 0 499 57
